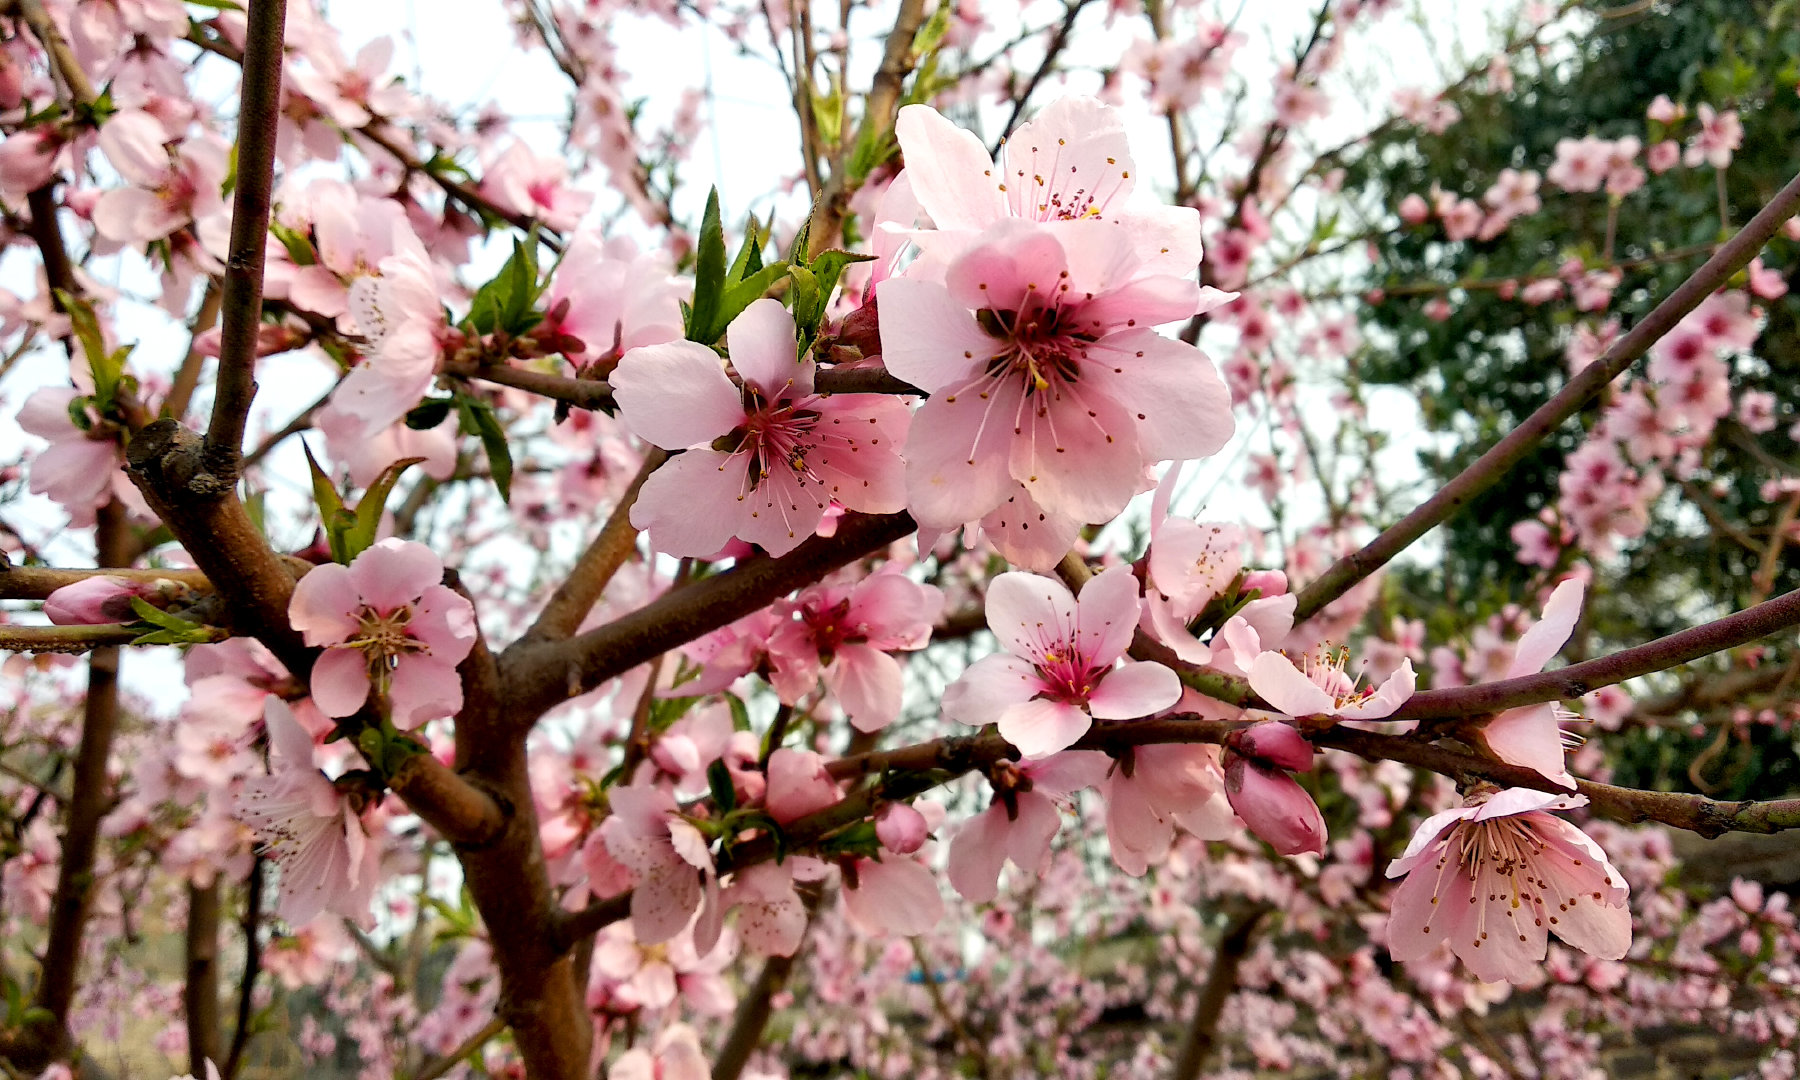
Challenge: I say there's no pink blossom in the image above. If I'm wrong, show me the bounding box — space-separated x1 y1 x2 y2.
1477 579 1583 790
879 218 1233 531
948 751 1108 900
942 567 1180 758
1386 787 1631 983
327 221 448 437
1646 139 1680 174
286 538 477 726
609 1021 710 1080
92 111 227 244
1104 737 1235 876
767 571 944 731
0 128 67 199
842 855 943 936
1223 746 1325 857
315 403 458 489
1398 193 1429 225
892 97 1205 275
481 140 594 233
17 385 130 526
719 857 827 956
1545 135 1610 193
600 784 715 947
763 748 842 825
1246 644 1415 723
537 233 684 360
1646 94 1684 125
1684 104 1742 169
287 35 413 130
235 699 380 927
615 299 909 557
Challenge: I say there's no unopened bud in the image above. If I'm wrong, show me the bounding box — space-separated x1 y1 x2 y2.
1229 720 1314 772
1223 755 1326 856
875 802 927 854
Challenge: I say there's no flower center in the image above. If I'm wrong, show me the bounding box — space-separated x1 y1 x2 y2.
722 387 823 491
976 305 1089 394
1035 643 1101 705
346 604 429 681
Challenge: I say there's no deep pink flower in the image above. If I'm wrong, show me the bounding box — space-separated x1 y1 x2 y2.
879 219 1233 531
481 140 594 233
1222 725 1326 857
767 571 944 732
614 299 909 557
235 699 380 927
1386 787 1631 983
942 567 1180 758
286 539 477 726
1477 578 1583 790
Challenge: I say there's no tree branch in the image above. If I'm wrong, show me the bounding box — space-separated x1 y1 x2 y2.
0 560 212 602
1292 166 1800 623
501 511 917 726
184 881 223 1075
1168 903 1268 1080
203 0 289 477
519 448 665 644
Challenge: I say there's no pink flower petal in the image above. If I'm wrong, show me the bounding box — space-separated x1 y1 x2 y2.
348 538 443 613
630 449 750 557
1072 565 1142 668
893 104 1005 232
983 571 1077 665
874 277 992 394
725 298 802 398
1480 704 1577 790
996 697 1091 759
825 643 903 733
1087 329 1235 463
901 379 1029 529
310 647 372 718
388 655 464 727
288 563 361 647
1086 660 1180 720
1507 578 1586 678
409 584 477 663
611 340 744 450
941 652 1041 727
1246 652 1336 718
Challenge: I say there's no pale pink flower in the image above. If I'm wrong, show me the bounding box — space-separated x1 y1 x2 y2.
236 699 380 927
287 35 413 130
286 538 477 726
600 783 716 947
327 221 448 437
892 97 1205 275
315 403 458 489
1476 578 1583 790
720 857 827 957
1247 644 1415 723
879 218 1233 530
1645 138 1680 174
482 140 594 233
17 385 135 526
609 1021 709 1080
1646 94 1683 125
1104 733 1236 875
1386 787 1631 983
1545 136 1610 193
762 748 842 825
1684 104 1742 169
614 299 909 557
841 855 943 936
283 179 411 320
92 111 228 245
0 128 68 199
942 567 1180 758
948 751 1108 901
767 571 944 731
538 233 684 360
1398 193 1430 225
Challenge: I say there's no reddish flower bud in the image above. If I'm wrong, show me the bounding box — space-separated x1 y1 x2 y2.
44 575 186 625
1230 720 1314 772
1240 569 1287 598
1223 754 1327 856
875 802 928 855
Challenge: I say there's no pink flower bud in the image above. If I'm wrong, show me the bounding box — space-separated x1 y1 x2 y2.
44 576 165 625
1240 569 1287 597
875 802 928 854
1223 755 1327 856
763 748 841 825
1398 193 1430 225
1231 721 1314 772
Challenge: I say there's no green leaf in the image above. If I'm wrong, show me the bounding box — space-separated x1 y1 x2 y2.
707 759 738 815
793 249 876 340
127 596 226 645
819 820 882 860
709 261 790 343
405 398 454 430
727 214 766 284
345 457 427 562
686 188 728 343
56 292 125 410
301 441 350 564
269 220 316 266
464 235 544 337
457 395 513 503
726 694 752 732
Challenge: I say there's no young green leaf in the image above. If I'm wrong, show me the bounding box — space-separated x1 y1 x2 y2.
686 188 728 343
457 395 514 503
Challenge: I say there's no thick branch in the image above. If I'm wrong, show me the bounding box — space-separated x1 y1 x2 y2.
184 881 223 1075
1168 904 1268 1080
203 0 289 476
1392 585 1800 722
1291 167 1800 623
